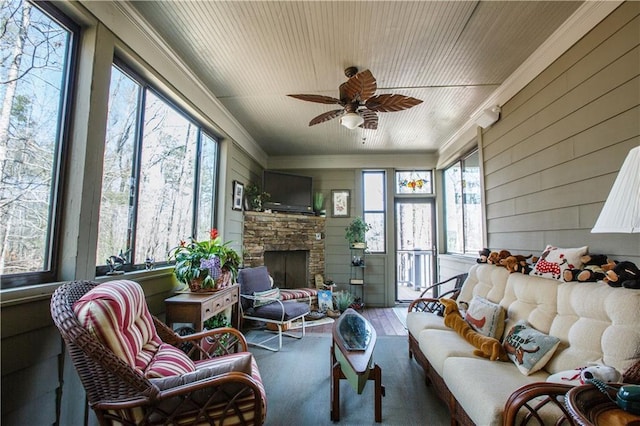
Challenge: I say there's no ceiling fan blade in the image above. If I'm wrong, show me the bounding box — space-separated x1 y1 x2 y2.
359 109 378 130
309 109 345 126
341 69 377 102
288 94 342 105
365 94 423 112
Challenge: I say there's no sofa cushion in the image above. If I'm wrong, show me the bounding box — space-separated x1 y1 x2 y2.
253 287 280 308
530 245 587 281
457 264 510 307
503 321 560 375
418 329 476 376
250 300 310 321
500 272 559 338
442 357 550 426
406 311 448 337
546 281 640 375
465 295 506 339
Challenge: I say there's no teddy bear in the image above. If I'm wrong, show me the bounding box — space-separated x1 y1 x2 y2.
605 261 640 289
440 298 508 361
501 256 533 274
477 248 491 263
562 254 617 282
488 250 511 266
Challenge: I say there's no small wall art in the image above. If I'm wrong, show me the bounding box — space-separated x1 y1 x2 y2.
232 180 244 211
331 189 350 217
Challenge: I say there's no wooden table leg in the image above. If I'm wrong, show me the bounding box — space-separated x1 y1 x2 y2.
373 364 383 423
331 345 340 421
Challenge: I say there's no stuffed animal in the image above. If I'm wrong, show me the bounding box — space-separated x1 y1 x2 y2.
440 298 508 361
477 248 491 264
563 254 616 282
605 261 640 289
488 250 511 266
501 255 534 274
547 364 622 386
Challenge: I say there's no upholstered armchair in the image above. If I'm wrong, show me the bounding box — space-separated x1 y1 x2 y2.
50 279 266 425
238 266 310 351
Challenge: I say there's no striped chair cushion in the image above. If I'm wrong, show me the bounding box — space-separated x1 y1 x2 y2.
73 280 195 377
279 288 318 301
144 343 196 378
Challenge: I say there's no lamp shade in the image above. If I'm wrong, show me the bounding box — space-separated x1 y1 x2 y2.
591 146 640 233
340 112 364 129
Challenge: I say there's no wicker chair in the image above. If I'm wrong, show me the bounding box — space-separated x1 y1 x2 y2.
407 272 468 315
50 280 266 425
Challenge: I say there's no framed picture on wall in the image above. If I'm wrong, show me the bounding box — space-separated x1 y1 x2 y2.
331 189 350 217
232 181 244 211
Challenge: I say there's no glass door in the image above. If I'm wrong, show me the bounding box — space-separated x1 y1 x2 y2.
395 199 436 302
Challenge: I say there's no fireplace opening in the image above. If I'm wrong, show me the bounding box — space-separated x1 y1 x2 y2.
264 250 309 289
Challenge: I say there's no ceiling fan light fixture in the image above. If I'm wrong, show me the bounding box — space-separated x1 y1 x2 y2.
340 112 364 129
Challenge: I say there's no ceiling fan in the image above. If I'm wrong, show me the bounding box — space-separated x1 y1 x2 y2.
288 67 423 130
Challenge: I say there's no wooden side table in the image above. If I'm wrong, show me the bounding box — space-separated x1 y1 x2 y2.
566 383 640 426
165 284 240 332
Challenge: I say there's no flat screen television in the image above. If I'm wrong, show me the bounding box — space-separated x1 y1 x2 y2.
262 170 313 214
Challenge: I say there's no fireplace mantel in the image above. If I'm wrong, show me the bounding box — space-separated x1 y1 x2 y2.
243 211 325 288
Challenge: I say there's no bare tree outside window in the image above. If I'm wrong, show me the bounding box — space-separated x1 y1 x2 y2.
0 0 72 277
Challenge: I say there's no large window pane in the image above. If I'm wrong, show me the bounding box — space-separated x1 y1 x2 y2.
135 91 197 264
462 151 482 253
96 64 219 274
96 67 139 266
197 133 217 240
444 150 483 254
0 0 74 280
363 171 385 252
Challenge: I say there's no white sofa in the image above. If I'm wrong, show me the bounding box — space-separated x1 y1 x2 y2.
407 263 640 426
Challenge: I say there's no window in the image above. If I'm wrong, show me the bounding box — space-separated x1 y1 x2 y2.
363 171 386 253
0 1 77 287
96 63 219 274
395 170 432 194
443 150 482 254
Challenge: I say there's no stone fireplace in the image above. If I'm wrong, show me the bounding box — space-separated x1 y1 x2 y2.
243 211 325 288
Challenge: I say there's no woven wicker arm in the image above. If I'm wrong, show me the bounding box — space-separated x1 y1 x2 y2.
154 318 248 359
407 273 468 314
503 382 575 426
51 280 266 425
623 358 640 384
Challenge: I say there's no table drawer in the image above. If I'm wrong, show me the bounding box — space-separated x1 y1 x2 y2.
201 290 239 321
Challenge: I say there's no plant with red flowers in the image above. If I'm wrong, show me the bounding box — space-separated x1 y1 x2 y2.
168 229 241 290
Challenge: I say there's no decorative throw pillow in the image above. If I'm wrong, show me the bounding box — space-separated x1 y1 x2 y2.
253 287 280 308
464 296 506 339
503 321 560 375
530 245 588 281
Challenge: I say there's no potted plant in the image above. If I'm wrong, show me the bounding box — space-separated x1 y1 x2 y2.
245 182 270 211
345 216 371 248
168 228 241 291
313 192 326 216
333 291 355 313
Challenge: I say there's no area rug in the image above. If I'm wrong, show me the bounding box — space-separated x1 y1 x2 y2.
290 316 334 330
392 305 408 329
249 335 449 425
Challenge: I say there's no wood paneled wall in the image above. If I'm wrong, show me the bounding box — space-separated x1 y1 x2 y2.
482 2 639 264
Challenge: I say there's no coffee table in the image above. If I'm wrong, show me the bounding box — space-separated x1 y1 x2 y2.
331 308 385 422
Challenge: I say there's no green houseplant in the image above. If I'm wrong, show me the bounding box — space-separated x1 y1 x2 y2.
168 228 241 291
345 216 371 247
333 291 355 313
245 183 270 211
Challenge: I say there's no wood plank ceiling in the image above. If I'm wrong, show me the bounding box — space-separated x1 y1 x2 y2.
126 1 582 156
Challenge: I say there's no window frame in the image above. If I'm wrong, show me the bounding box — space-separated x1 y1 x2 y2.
443 148 483 255
362 170 387 254
1 1 80 289
94 60 220 276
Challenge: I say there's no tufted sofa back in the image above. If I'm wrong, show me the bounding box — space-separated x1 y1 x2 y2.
458 264 640 378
